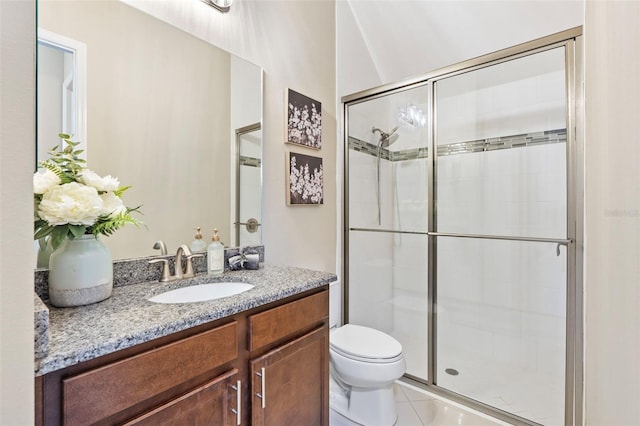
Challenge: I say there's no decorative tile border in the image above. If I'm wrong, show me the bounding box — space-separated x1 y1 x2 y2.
348 136 391 160
392 147 429 161
437 128 566 156
348 128 566 161
348 137 428 161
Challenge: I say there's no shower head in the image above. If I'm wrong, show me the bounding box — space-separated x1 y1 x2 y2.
372 126 399 148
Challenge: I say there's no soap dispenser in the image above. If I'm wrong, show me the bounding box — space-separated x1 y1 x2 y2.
190 227 207 252
207 228 224 275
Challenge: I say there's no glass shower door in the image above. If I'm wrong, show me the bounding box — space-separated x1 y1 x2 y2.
433 47 568 425
347 86 430 380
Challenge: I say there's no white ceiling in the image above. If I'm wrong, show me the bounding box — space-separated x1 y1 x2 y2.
338 0 584 97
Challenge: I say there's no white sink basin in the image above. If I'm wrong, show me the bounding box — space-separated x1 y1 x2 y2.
148 282 254 304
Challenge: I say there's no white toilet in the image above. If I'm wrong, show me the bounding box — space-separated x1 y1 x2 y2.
329 323 406 425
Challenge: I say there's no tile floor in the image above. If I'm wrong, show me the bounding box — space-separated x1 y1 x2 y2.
330 380 513 426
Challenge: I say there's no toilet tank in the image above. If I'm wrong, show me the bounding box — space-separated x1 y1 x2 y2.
329 280 342 328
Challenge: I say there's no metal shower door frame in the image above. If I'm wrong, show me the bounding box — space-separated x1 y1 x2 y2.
342 26 584 426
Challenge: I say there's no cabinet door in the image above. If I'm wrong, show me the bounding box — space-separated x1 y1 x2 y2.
250 326 328 426
125 369 241 426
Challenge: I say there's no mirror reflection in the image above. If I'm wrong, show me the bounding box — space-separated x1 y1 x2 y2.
235 123 262 246
37 0 262 260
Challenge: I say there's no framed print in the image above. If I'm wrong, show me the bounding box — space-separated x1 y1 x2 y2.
286 152 323 205
286 88 322 150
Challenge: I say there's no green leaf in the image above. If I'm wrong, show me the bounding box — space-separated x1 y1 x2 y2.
114 185 132 197
50 226 70 250
34 222 53 240
68 225 87 238
58 133 71 139
127 205 143 214
90 211 144 237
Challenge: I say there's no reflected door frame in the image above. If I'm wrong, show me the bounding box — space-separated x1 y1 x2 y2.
37 28 87 163
234 122 262 247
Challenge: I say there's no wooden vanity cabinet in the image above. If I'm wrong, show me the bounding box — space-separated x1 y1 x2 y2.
250 328 328 426
37 321 240 426
35 287 329 426
248 290 329 426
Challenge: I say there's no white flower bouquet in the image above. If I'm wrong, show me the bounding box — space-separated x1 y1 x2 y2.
34 134 142 250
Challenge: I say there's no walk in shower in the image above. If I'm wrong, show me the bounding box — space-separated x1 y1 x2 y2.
343 28 582 426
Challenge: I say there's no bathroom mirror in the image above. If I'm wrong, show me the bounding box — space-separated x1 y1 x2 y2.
37 0 262 260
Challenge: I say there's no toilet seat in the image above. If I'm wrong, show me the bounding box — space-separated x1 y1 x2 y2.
330 324 403 363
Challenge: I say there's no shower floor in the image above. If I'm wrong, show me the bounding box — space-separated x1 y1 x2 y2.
435 347 564 425
396 336 562 424
387 297 565 425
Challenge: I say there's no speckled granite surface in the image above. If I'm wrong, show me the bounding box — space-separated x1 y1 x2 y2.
34 245 265 302
35 264 336 376
34 293 49 361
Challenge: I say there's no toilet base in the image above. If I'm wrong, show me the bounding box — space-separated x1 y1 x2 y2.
329 375 398 426
329 408 361 426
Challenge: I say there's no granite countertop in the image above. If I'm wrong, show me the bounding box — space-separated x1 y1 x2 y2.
35 264 336 376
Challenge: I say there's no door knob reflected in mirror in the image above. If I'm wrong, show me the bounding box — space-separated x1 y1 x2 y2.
235 218 260 233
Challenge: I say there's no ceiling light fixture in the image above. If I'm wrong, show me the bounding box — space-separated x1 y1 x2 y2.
201 0 232 13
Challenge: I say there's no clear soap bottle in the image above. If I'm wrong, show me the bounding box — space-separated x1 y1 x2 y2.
190 227 207 252
207 228 224 275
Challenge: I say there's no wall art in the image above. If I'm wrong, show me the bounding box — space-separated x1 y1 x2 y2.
286 151 323 205
286 88 322 150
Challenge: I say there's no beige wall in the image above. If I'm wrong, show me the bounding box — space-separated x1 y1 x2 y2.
0 0 335 422
123 0 338 273
0 0 36 423
584 1 640 424
39 0 233 259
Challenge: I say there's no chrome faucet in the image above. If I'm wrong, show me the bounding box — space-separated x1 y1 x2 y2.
175 245 195 279
149 244 204 282
152 240 168 255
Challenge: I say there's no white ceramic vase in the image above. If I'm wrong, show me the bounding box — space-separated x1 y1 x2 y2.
48 235 113 307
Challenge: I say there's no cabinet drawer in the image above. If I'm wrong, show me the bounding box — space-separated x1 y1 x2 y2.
124 369 239 426
249 290 328 352
63 321 238 425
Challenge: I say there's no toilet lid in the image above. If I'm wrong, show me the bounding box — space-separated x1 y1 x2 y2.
330 324 402 361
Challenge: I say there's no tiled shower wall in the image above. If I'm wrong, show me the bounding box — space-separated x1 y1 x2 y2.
436 143 567 372
348 143 429 379
433 47 567 425
349 139 567 390
390 157 429 380
348 149 395 333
